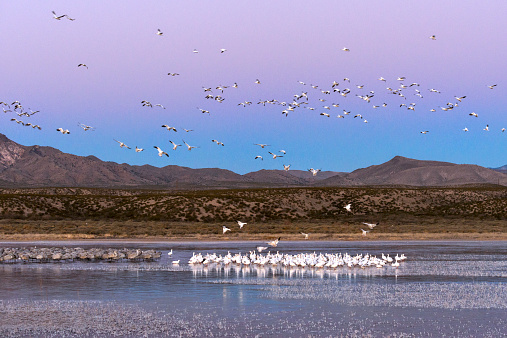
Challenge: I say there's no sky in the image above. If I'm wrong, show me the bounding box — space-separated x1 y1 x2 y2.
1 1 506 174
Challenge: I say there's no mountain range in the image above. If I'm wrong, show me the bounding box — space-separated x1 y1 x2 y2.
0 133 506 188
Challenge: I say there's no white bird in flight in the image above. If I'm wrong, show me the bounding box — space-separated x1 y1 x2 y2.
223 226 231 234
344 203 352 212
255 156 263 160
237 221 247 229
114 139 130 148
308 168 321 176
361 228 369 236
268 152 283 159
342 47 350 52
254 143 270 148
183 140 198 151
162 125 177 132
153 146 169 157
301 232 309 240
362 222 379 229
156 29 163 36
257 246 268 252
135 146 144 152
169 140 182 150
56 128 70 134
267 237 281 247
283 164 291 171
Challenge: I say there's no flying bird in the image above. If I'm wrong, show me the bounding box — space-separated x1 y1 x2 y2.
420 131 429 134
361 229 369 236
237 221 247 229
254 143 270 148
283 164 291 171
77 64 88 69
469 112 478 117
135 146 144 152
308 168 321 176
429 35 436 40
183 140 198 151
52 11 75 21
220 48 227 53
268 152 283 159
301 232 309 240
169 140 182 150
212 139 224 146
56 128 70 134
255 156 263 160
162 125 177 132
344 203 352 212
257 246 268 252
156 29 163 36
362 222 379 229
114 139 130 148
223 226 231 234
342 47 350 52
153 146 169 157
77 122 94 131
167 73 180 76
267 237 281 247
487 84 497 89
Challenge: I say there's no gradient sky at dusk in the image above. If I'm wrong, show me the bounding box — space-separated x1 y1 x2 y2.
1 1 506 174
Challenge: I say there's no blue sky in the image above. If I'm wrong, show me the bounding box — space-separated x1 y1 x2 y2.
1 1 506 174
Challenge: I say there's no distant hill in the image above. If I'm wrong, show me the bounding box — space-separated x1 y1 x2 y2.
0 134 506 188
491 165 507 175
318 156 507 186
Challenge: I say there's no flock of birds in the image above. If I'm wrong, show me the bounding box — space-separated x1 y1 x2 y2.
186 251 407 269
2 12 505 181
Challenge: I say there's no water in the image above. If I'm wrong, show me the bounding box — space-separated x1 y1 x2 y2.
0 241 506 337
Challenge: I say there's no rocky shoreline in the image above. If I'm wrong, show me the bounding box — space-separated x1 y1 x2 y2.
0 247 162 263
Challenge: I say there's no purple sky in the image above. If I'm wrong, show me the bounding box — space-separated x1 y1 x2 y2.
1 1 506 174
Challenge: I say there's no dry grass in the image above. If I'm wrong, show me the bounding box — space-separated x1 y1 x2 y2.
0 186 505 240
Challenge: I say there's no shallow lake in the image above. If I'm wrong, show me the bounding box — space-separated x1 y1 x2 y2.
0 240 506 337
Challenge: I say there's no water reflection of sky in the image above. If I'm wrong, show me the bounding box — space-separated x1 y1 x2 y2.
0 241 506 336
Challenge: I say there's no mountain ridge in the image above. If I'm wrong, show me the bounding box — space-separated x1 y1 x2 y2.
0 134 506 188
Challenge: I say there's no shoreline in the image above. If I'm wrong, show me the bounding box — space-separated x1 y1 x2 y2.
1 232 506 242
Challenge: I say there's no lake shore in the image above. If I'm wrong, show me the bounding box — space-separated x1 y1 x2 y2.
1 232 506 242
